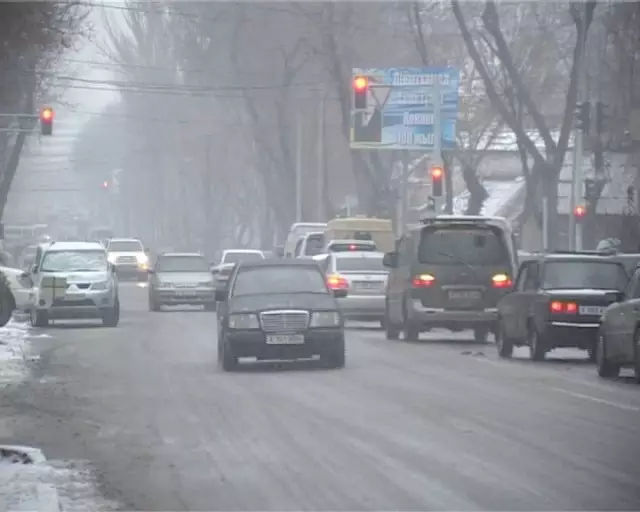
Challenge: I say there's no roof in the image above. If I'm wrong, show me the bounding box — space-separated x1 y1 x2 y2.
158 252 203 258
46 241 105 252
222 248 263 254
109 238 142 243
236 259 321 270
332 251 385 259
536 253 624 262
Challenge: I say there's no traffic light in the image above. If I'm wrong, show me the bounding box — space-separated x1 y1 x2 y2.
574 205 587 221
40 107 53 135
574 102 590 132
431 166 444 197
353 76 368 110
595 101 608 136
101 180 109 190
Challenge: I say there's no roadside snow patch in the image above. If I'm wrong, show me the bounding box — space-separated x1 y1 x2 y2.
0 317 49 387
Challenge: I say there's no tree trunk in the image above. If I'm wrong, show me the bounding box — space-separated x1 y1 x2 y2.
461 161 487 215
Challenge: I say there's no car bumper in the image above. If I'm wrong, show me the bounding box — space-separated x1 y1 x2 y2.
409 299 498 329
226 328 344 359
153 288 215 304
37 290 114 319
543 321 599 350
338 295 384 319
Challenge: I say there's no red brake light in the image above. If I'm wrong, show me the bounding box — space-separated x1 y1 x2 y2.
327 273 348 290
412 274 435 288
550 301 578 314
491 273 512 288
349 244 356 251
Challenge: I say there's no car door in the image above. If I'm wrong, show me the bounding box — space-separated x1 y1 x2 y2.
512 261 540 340
501 262 528 339
611 269 640 360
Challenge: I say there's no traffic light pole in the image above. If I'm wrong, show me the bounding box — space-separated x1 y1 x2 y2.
432 80 444 214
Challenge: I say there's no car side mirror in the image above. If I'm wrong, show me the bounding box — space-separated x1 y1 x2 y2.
382 252 398 268
605 291 625 303
215 289 228 302
333 289 348 299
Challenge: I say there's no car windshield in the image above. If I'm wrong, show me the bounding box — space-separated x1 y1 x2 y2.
156 256 209 272
336 255 385 273
418 227 508 265
41 250 108 272
304 234 325 256
109 240 143 252
223 252 263 264
232 266 328 296
542 261 628 290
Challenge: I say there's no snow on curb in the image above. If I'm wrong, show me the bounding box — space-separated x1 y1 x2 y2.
0 446 122 511
0 317 49 387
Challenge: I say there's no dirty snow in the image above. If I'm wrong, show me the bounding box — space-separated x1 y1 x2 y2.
0 448 121 511
0 318 44 387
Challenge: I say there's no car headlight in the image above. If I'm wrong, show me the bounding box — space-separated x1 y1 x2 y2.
137 254 148 264
91 281 108 290
310 311 341 328
229 313 259 329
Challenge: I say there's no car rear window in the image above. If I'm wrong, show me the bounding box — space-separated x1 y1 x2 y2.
156 256 208 272
232 266 328 296
304 234 325 256
542 261 628 290
336 255 385 272
223 252 264 264
418 226 509 265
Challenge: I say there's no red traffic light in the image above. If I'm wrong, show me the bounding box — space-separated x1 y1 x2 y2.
431 166 443 179
574 205 586 217
353 76 368 91
101 180 109 189
41 107 53 122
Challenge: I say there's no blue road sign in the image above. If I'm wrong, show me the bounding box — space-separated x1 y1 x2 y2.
350 67 460 151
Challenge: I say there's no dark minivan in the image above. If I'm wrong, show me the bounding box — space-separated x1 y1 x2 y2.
383 216 518 342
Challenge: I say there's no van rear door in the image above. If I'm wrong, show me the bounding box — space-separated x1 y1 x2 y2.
411 224 514 310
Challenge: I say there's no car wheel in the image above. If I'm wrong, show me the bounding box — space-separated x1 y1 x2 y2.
495 320 513 359
633 330 640 385
528 327 546 361
220 338 238 372
473 328 489 343
148 294 161 312
0 288 15 327
30 308 49 328
596 331 620 378
102 299 120 327
384 303 400 340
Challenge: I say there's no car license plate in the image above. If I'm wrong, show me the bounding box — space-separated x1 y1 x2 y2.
356 282 380 290
579 305 605 315
448 290 481 300
176 290 195 296
266 334 304 345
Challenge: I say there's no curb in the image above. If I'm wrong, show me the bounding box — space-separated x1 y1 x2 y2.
0 445 62 512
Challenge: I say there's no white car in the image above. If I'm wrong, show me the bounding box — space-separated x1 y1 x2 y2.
0 265 35 325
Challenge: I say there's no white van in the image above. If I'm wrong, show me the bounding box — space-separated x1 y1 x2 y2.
284 223 326 258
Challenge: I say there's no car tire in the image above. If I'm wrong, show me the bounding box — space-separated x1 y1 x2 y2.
0 287 15 328
474 328 489 343
219 338 238 372
495 320 513 359
528 327 546 361
102 298 120 327
149 294 161 312
30 308 48 328
596 331 620 378
204 302 216 312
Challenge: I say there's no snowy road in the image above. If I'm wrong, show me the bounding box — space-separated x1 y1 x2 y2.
2 282 640 510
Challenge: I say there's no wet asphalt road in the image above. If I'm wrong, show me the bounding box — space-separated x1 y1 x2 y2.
2 282 640 511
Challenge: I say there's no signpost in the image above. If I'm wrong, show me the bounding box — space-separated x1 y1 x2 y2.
350 67 460 151
350 67 459 229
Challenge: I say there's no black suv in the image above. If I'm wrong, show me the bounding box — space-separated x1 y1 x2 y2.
383 216 518 342
215 259 347 371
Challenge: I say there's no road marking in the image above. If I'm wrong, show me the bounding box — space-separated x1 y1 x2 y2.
551 387 640 412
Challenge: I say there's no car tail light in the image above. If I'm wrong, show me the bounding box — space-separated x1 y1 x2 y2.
327 273 348 290
491 273 512 288
550 301 578 314
412 274 435 288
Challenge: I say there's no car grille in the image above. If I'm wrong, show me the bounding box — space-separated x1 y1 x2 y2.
259 310 309 332
67 283 91 289
116 256 137 264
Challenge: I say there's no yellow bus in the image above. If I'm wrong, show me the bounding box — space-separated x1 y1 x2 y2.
325 216 394 253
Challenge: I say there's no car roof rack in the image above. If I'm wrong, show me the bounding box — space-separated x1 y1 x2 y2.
548 249 616 255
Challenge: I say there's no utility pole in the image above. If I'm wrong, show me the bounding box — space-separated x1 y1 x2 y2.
432 77 444 214
317 95 325 221
295 110 302 222
399 150 410 235
572 7 589 250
